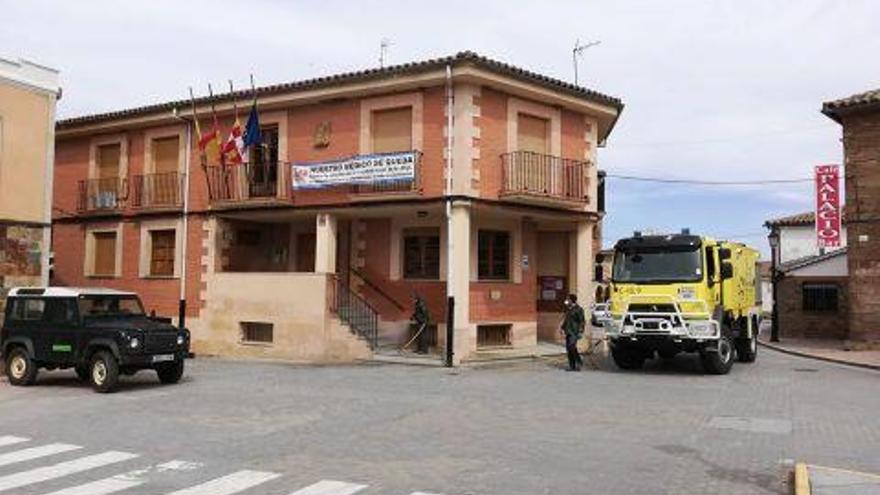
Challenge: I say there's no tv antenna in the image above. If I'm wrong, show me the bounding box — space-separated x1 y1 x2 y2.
573 39 601 85
379 38 392 68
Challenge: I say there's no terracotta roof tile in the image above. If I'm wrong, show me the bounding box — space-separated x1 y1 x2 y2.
57 51 623 129
765 209 847 227
822 88 880 121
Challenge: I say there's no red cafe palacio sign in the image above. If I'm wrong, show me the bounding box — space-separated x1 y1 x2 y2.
815 164 841 248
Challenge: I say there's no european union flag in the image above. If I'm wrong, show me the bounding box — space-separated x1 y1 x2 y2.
243 103 262 148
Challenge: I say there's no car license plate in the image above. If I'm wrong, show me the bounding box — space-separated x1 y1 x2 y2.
152 354 175 363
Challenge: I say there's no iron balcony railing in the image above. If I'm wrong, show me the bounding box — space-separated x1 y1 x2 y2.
329 275 379 350
500 151 590 202
205 162 285 202
131 172 184 209
77 177 127 211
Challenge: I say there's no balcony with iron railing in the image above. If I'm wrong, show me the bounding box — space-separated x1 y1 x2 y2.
204 162 288 205
131 172 185 210
77 177 127 213
500 151 591 206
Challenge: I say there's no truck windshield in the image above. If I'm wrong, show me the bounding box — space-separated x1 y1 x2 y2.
612 248 703 283
78 295 146 318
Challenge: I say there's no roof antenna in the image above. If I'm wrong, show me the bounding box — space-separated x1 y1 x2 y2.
379 38 392 68
573 38 601 85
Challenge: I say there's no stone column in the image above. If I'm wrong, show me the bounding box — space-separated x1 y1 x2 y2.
574 220 595 306
448 201 473 364
314 213 337 274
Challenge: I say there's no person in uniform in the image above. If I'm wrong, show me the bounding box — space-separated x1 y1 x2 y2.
411 294 431 354
561 294 586 371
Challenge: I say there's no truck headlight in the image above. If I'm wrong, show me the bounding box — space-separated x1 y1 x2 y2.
177 335 185 346
129 337 141 349
688 321 716 337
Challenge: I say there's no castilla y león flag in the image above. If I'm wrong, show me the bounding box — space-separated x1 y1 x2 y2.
815 164 841 248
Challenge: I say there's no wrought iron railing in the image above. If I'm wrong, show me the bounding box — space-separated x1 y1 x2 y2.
131 172 184 209
329 275 378 349
205 162 284 202
77 177 127 211
500 151 589 202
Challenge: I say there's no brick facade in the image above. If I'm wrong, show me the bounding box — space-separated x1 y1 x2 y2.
840 111 880 343
777 276 849 339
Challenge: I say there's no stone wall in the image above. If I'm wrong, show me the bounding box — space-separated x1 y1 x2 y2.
0 222 45 317
841 111 880 343
777 275 848 339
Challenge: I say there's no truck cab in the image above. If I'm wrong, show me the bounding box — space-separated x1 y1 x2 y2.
603 233 760 374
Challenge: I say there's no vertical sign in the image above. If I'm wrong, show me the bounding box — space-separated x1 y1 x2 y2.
815 164 841 248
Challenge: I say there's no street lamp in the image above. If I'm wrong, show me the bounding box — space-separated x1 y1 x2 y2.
768 229 780 342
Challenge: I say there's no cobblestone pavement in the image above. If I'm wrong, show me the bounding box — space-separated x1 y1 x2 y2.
0 347 877 494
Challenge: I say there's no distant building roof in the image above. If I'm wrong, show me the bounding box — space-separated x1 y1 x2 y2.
757 261 772 279
764 210 847 228
823 88 880 122
57 51 624 131
779 248 847 274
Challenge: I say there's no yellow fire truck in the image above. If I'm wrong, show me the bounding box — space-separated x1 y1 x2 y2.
603 232 761 374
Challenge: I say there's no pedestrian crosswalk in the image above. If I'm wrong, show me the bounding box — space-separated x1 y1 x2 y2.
0 434 442 494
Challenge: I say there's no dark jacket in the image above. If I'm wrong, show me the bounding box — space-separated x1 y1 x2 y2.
411 297 430 326
561 303 585 338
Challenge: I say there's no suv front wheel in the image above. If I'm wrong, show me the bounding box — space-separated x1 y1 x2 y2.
89 350 120 393
5 347 38 386
156 359 185 384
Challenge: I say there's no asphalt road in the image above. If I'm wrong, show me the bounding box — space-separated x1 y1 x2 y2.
0 347 878 495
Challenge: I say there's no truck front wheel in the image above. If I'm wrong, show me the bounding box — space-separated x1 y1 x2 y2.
611 346 646 370
156 360 185 384
701 336 735 374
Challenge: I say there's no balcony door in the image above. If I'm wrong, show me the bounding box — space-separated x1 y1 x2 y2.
150 136 180 206
516 114 558 195
95 143 121 208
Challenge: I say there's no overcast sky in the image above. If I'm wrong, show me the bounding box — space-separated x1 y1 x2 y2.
4 0 878 258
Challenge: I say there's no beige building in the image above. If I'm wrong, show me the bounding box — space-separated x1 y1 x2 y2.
0 57 61 301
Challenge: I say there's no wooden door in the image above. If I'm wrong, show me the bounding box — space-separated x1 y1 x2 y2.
296 233 316 272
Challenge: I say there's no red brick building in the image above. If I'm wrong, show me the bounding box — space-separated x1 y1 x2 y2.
52 52 623 363
823 89 880 345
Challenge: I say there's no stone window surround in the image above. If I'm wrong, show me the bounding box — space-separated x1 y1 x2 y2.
389 216 447 282
143 125 187 174
88 133 128 180
138 217 184 279
507 97 561 156
359 92 424 155
84 223 123 278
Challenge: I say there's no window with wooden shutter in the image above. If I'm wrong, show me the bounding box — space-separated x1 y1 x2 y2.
478 230 511 280
517 113 549 154
149 229 176 277
372 107 413 153
152 136 179 174
96 143 121 178
93 232 117 276
403 228 440 280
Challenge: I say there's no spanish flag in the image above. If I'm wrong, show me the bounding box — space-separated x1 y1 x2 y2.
198 115 222 165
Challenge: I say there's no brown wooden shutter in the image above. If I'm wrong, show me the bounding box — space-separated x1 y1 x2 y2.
372 107 413 153
97 143 121 178
149 229 176 276
152 136 179 174
517 114 549 154
93 232 117 276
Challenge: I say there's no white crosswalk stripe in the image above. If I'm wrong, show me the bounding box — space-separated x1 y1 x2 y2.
0 451 138 493
38 474 144 495
164 470 282 495
288 480 367 495
0 443 81 468
0 436 29 448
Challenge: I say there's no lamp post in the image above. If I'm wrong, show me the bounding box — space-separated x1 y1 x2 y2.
768 229 780 342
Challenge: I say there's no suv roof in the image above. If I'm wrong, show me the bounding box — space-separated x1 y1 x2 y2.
6 287 136 298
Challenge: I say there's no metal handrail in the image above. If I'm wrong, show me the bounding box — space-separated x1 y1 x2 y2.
349 267 407 312
204 161 284 202
131 172 184 208
77 177 127 211
329 275 379 349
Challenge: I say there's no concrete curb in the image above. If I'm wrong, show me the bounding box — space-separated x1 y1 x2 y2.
758 341 880 372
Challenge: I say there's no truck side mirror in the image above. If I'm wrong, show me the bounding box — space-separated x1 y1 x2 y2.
721 262 734 280
719 247 732 260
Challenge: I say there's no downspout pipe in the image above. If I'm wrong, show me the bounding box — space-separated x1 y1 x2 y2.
173 108 192 329
444 63 455 367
